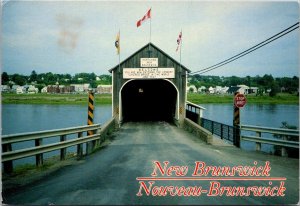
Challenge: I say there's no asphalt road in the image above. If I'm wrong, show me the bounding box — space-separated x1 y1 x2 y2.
3 122 299 205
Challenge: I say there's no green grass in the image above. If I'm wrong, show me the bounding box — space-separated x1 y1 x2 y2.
1 93 299 105
1 93 112 105
187 93 299 104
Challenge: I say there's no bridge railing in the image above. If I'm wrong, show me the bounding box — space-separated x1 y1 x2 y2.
2 118 116 174
185 102 236 144
200 118 235 144
185 101 206 125
240 124 299 156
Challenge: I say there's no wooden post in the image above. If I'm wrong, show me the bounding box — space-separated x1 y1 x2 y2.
281 136 288 157
221 124 224 139
233 92 241 148
255 131 261 151
60 135 66 160
2 143 13 174
77 132 83 158
87 90 95 154
35 139 43 166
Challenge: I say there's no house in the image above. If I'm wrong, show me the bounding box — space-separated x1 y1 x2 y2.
16 86 26 94
198 86 206 93
11 85 20 93
1 85 10 92
208 86 215 94
97 85 112 94
41 87 48 93
227 86 246 94
47 85 75 93
215 86 229 94
248 87 258 94
83 84 90 92
28 85 38 94
71 84 85 93
47 85 60 93
237 85 249 94
187 85 197 93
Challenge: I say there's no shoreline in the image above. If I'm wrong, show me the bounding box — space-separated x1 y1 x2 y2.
1 93 299 105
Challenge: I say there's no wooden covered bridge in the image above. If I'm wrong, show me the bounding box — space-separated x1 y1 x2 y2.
109 42 193 126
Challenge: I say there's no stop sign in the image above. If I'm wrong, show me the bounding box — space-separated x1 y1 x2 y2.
234 93 247 108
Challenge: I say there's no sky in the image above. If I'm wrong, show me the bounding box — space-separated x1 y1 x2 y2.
1 0 299 77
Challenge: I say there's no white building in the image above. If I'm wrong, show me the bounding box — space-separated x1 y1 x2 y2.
198 86 206 93
187 85 197 93
97 85 112 94
208 86 214 94
215 86 229 94
11 85 20 92
1 85 10 92
70 84 90 93
16 86 26 94
41 87 48 93
27 85 39 94
83 83 90 91
237 85 249 94
71 84 84 93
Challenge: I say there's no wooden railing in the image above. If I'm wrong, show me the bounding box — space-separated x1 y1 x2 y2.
2 118 116 173
240 124 299 156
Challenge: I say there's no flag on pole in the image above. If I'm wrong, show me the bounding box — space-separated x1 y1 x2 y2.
176 31 182 52
115 31 120 55
137 8 151 27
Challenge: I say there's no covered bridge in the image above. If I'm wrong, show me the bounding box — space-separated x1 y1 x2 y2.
109 42 190 127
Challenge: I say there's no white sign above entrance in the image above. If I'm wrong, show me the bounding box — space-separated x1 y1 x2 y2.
140 58 158 67
123 68 175 79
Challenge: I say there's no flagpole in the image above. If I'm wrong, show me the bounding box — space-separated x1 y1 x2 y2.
180 29 182 69
148 8 152 57
118 29 121 74
150 13 151 43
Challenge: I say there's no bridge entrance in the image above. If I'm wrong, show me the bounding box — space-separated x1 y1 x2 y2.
109 43 191 126
121 79 177 122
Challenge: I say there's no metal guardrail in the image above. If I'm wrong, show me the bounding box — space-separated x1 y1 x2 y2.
241 135 299 148
240 124 299 156
2 124 101 144
240 124 299 137
200 118 235 144
2 118 116 173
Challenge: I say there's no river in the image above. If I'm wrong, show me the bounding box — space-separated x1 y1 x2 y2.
1 103 299 165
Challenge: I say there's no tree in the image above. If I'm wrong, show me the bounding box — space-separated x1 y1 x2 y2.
11 74 26 86
1 72 9 85
30 70 38 82
269 81 280 97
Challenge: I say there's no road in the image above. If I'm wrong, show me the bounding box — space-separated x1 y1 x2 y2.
3 122 299 205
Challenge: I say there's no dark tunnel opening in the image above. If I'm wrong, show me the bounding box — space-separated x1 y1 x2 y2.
121 80 177 122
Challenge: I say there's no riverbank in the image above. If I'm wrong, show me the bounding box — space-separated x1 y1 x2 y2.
1 93 112 105
188 93 299 104
1 93 299 105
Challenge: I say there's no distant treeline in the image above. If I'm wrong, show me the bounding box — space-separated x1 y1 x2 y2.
189 74 299 94
1 71 112 88
1 71 299 94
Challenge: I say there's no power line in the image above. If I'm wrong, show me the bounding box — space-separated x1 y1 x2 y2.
190 22 299 75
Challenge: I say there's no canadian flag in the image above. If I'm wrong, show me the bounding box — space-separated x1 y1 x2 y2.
137 8 151 27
